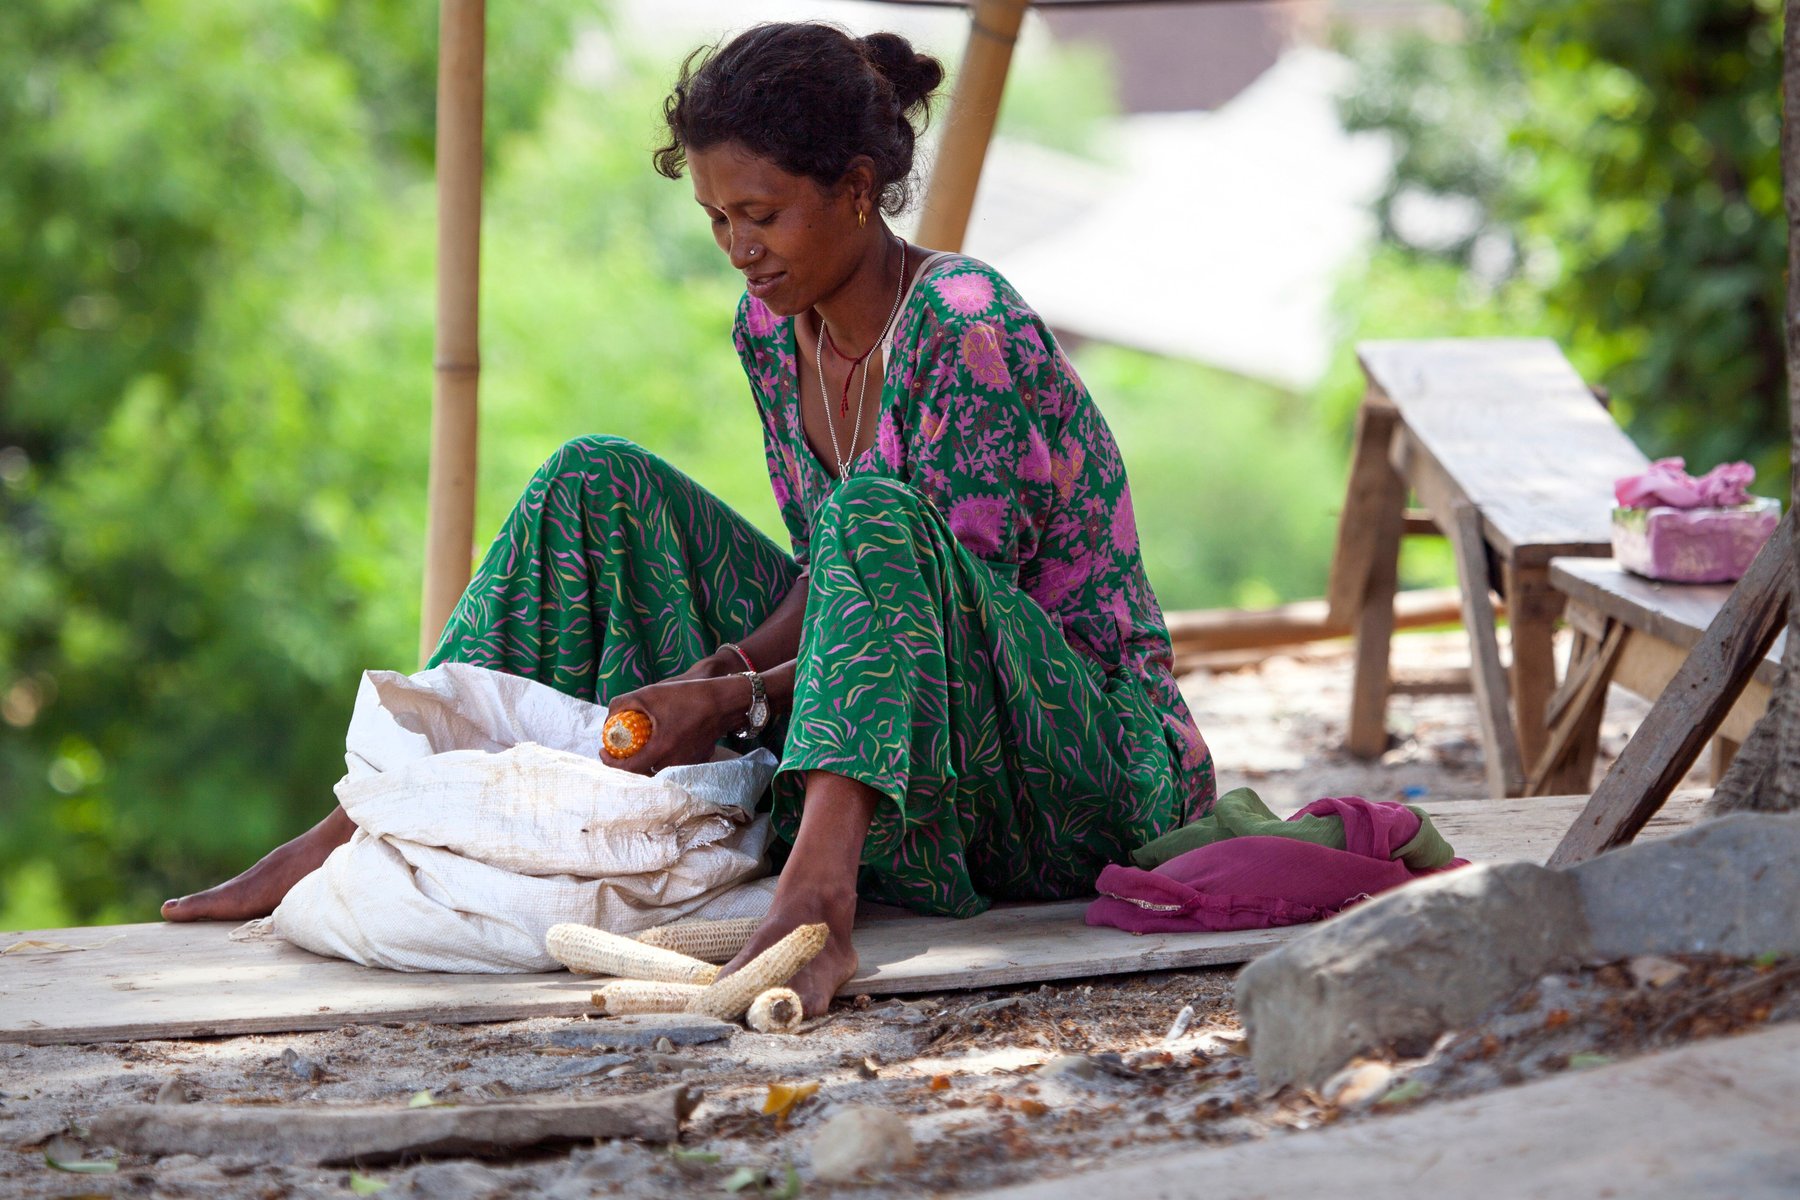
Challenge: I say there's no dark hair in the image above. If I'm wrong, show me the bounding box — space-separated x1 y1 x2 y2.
654 23 945 216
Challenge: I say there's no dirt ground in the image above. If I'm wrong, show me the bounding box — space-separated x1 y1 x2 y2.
4 631 1788 1199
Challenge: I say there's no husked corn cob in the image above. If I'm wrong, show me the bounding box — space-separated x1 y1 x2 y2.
635 916 762 964
592 979 707 1015
687 923 829 1021
746 987 804 1033
546 923 719 984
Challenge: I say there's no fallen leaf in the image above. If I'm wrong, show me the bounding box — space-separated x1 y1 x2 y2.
927 1075 951 1091
43 1138 118 1174
767 1161 802 1199
1375 1079 1428 1108
670 1146 722 1165
722 1165 761 1193
1567 1053 1613 1070
1626 955 1689 989
762 1081 820 1127
349 1171 388 1195
1007 1097 1050 1116
407 1090 446 1109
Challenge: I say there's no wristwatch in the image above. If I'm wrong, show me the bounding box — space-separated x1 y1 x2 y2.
735 670 769 740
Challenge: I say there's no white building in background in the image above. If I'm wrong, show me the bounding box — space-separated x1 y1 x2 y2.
609 0 1409 392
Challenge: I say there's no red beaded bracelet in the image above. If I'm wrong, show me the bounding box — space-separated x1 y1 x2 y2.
719 642 756 674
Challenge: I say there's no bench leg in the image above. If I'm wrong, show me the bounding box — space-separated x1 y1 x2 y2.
1528 621 1626 796
1711 737 1741 784
1504 561 1564 777
1344 404 1406 759
1451 504 1525 797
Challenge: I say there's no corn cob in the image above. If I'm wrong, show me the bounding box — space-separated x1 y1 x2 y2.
592 979 707 1016
686 923 829 1021
545 923 719 984
635 916 762 964
746 988 804 1034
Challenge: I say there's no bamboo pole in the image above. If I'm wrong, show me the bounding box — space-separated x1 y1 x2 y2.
915 0 1030 252
420 0 486 666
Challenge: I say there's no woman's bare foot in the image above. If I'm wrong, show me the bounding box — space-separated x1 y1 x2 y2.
722 887 860 1018
161 807 356 922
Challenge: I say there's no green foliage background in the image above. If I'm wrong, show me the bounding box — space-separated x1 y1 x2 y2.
1336 0 1787 486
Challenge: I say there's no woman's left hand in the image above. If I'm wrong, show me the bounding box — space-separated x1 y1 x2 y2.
599 675 748 775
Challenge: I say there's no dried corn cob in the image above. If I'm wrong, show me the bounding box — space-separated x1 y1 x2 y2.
635 916 762 964
746 988 804 1034
687 923 829 1021
546 923 719 984
592 980 707 1016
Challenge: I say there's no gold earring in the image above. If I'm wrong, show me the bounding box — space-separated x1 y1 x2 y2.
858 208 867 228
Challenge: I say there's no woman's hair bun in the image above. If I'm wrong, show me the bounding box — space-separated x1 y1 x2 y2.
859 31 944 112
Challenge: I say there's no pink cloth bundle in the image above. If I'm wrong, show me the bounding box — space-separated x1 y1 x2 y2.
1614 457 1755 510
1085 797 1468 935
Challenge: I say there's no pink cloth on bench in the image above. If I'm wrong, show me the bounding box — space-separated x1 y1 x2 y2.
1614 457 1755 510
1085 795 1469 934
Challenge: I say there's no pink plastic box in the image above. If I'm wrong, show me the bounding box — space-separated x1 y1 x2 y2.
1610 496 1780 584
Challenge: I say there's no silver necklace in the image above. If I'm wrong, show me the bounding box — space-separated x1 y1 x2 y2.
815 238 908 481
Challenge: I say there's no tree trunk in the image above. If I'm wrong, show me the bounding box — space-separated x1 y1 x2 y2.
1710 0 1800 815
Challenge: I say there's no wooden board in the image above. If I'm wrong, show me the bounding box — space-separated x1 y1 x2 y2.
1359 339 1648 564
0 792 1706 1046
976 1015 1800 1200
1552 556 1787 685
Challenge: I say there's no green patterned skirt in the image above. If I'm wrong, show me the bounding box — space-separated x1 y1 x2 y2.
431 436 1207 917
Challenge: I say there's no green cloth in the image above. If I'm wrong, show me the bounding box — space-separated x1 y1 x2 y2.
1129 786 1456 871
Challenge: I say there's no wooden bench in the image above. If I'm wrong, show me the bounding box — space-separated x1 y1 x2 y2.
1534 557 1785 795
1328 339 1649 798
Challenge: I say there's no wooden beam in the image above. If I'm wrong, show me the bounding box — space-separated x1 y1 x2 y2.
1548 510 1793 867
420 0 486 665
1165 587 1466 655
915 0 1029 251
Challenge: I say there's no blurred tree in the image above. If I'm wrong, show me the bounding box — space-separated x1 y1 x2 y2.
1338 0 1788 488
0 0 584 925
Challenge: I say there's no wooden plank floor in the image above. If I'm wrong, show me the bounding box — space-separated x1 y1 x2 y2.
0 791 1707 1046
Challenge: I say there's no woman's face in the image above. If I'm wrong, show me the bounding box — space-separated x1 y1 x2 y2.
688 142 866 317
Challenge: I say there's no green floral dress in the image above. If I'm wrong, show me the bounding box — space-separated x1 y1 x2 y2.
432 253 1214 918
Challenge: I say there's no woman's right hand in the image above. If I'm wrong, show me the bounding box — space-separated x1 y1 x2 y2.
599 674 751 775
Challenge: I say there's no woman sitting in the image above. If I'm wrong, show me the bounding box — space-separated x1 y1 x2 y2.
163 21 1216 1016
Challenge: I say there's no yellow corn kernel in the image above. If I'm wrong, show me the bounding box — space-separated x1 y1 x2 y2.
592 980 707 1015
635 916 762 964
687 923 829 1021
746 987 804 1033
546 923 719 984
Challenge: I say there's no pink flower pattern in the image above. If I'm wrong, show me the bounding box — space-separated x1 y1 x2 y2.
933 272 997 317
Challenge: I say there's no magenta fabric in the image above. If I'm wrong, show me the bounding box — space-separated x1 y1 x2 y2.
1085 796 1470 934
1614 457 1755 509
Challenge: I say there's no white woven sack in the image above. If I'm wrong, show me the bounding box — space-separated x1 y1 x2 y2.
269 663 777 972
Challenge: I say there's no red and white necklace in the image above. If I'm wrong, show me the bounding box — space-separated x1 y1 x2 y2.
814 237 908 479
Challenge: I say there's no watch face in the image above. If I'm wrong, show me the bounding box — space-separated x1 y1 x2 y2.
750 698 769 730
